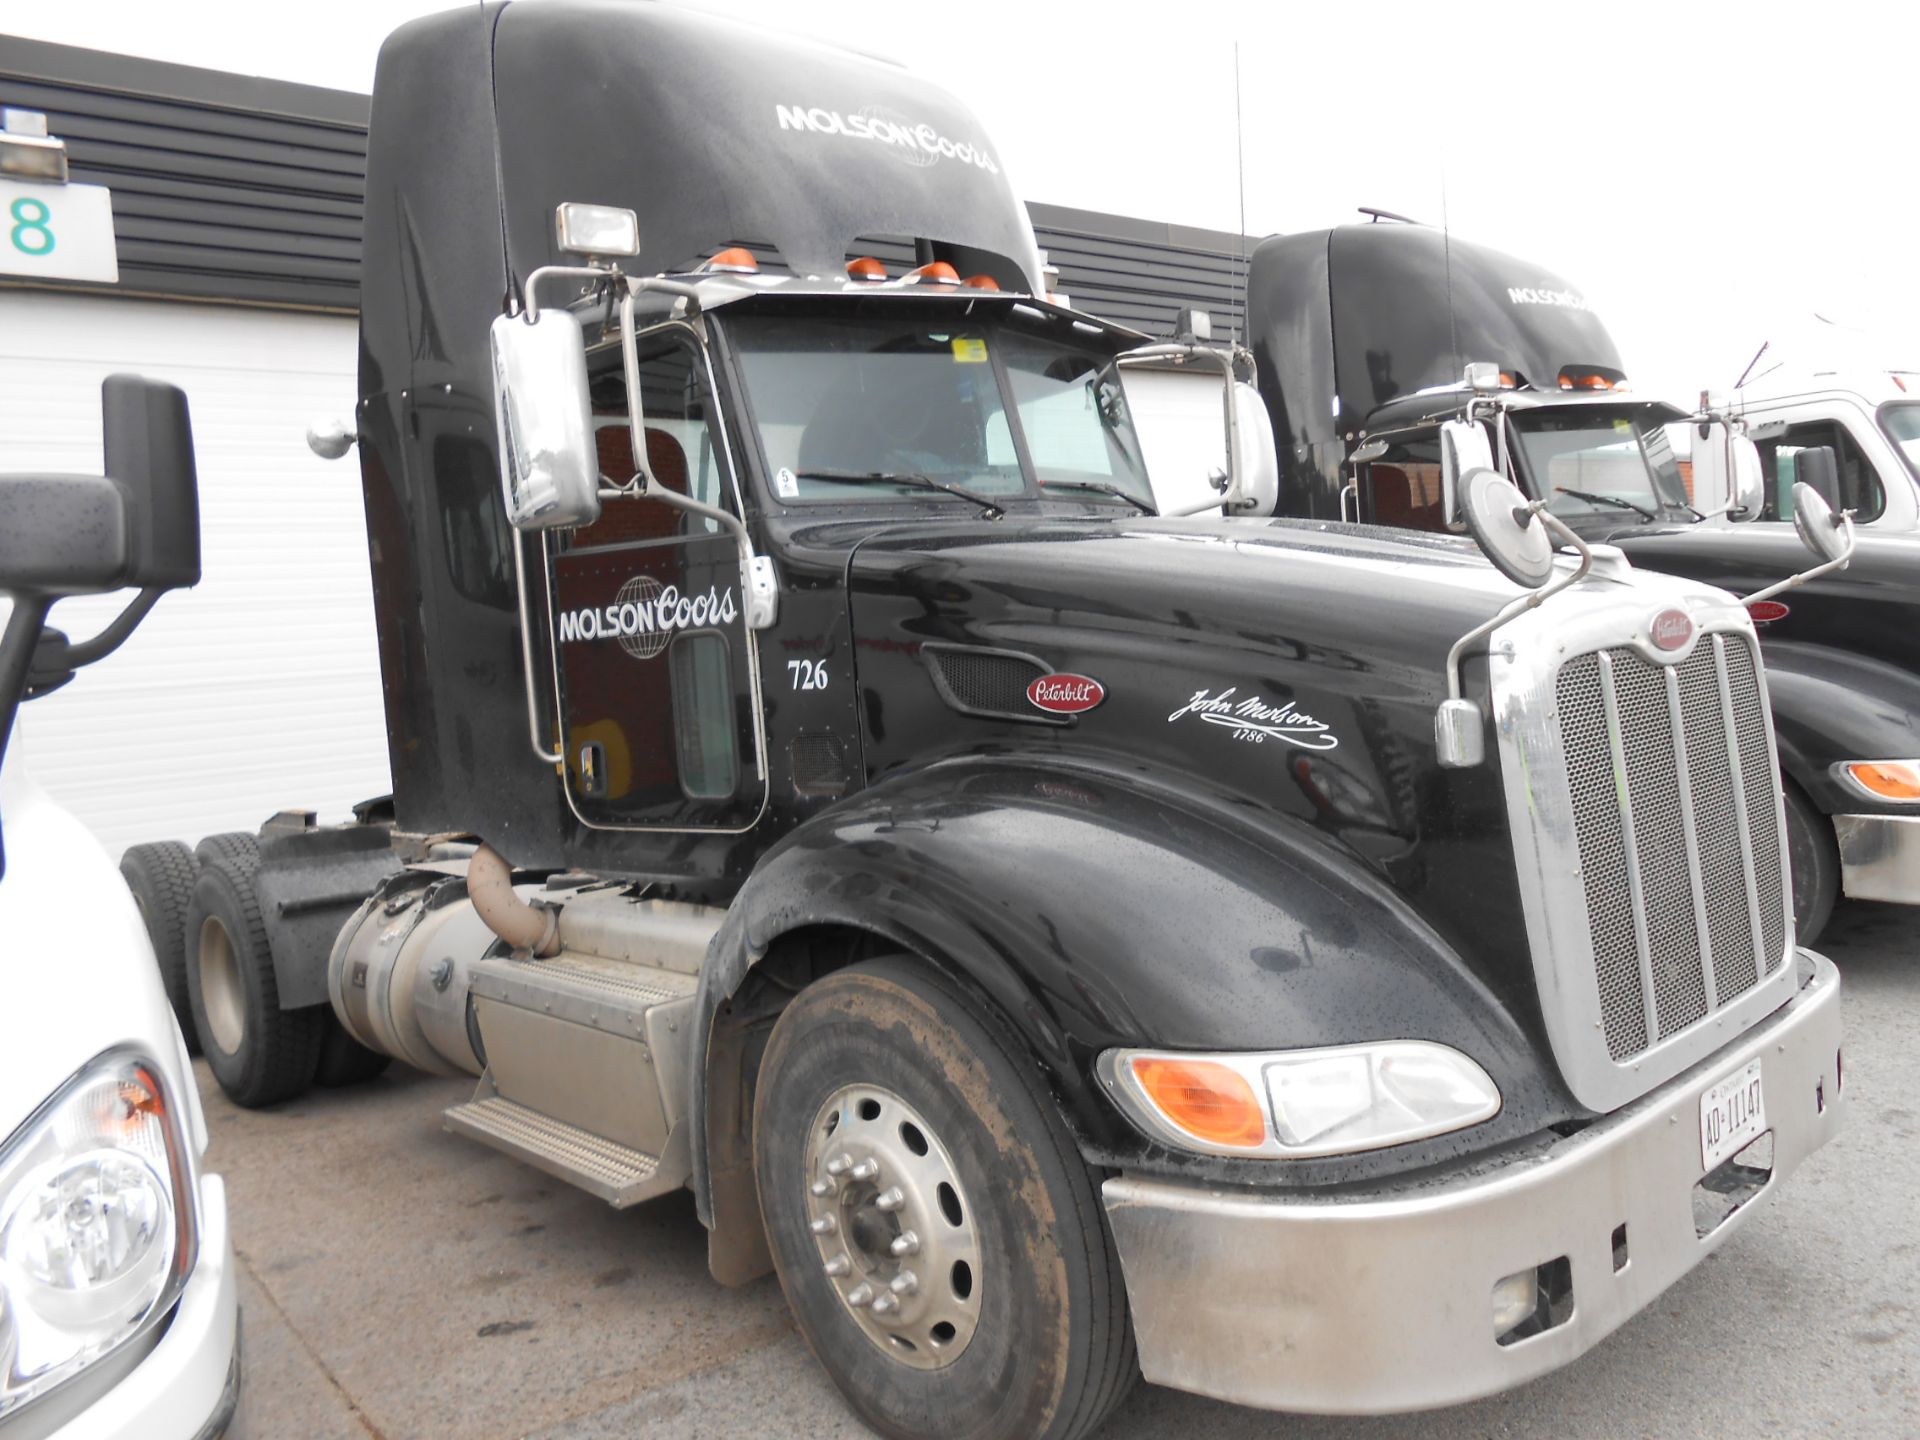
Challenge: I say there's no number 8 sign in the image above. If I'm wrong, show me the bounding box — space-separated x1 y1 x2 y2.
0 179 118 283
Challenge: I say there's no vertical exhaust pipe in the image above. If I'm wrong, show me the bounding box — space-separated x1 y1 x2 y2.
468 843 561 957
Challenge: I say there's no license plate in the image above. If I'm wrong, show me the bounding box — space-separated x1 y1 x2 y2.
1699 1059 1766 1171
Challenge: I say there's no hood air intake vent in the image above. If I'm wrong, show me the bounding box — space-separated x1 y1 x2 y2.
922 644 1068 726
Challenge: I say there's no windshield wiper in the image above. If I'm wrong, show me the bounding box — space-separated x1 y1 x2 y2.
1037 478 1158 515
1554 486 1657 521
792 468 1005 520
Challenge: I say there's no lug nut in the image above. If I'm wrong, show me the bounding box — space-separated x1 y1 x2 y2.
824 1254 851 1277
871 1292 899 1316
889 1270 918 1296
888 1230 920 1257
874 1186 905 1212
849 1159 880 1182
825 1153 853 1177
846 1283 875 1308
809 1180 834 1197
810 1216 837 1236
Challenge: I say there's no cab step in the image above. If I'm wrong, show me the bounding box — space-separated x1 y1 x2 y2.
443 1093 671 1207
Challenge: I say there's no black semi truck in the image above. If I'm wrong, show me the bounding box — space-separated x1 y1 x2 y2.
1220 218 1919 944
117 7 1846 1437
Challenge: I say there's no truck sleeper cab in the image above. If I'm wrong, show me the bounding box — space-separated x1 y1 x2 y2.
1203 218 1920 945
136 8 1845 1438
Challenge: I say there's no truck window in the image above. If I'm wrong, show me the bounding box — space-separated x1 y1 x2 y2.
1512 412 1689 523
995 333 1154 506
1882 403 1920 481
1361 434 1447 532
576 335 732 547
669 631 738 800
1756 419 1884 523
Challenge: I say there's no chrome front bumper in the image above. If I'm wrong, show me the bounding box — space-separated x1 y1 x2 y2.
1835 813 1920 904
1101 952 1844 1416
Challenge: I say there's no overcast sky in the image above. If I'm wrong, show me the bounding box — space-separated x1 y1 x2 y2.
11 0 1916 400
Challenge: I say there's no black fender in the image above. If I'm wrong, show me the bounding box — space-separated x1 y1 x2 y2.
687 754 1581 1237
1760 640 1920 816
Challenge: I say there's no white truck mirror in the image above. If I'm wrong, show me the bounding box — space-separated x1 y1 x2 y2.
1729 435 1766 521
1692 422 1766 521
489 310 601 531
1229 382 1279 517
1439 419 1494 532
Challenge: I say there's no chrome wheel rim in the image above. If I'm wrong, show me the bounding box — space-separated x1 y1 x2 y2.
803 1084 981 1370
198 916 246 1055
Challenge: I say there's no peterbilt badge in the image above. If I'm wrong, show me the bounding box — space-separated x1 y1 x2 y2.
1649 608 1694 652
1028 673 1105 714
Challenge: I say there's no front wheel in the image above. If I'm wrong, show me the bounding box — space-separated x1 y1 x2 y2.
754 957 1135 1440
1783 778 1838 946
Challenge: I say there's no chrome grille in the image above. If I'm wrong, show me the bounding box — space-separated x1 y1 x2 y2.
1555 635 1787 1062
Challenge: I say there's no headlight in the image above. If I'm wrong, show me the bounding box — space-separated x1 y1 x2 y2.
1099 1041 1501 1159
0 1051 196 1422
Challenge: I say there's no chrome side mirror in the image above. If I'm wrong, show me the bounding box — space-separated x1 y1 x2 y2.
1728 434 1765 521
1439 419 1494 532
306 416 357 461
1228 382 1280 517
489 309 601 531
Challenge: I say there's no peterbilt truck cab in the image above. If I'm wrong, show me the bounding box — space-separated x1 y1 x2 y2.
1216 217 1919 946
132 7 1844 1437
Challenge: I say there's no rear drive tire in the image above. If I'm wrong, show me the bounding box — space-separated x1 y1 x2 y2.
754 957 1136 1440
314 1014 391 1087
194 830 260 873
119 840 199 1053
1783 778 1838 946
186 857 322 1107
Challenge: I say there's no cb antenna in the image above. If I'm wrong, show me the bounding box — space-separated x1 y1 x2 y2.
1232 40 1246 347
1441 162 1457 378
1734 339 1769 392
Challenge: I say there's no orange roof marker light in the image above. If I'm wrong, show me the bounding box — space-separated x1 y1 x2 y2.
1558 368 1629 392
702 247 760 274
961 274 1000 292
846 256 887 282
902 260 961 286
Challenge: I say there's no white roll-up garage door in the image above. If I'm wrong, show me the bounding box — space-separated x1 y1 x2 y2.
0 290 392 857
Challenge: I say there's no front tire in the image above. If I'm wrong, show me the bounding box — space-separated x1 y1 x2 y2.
186 857 322 1107
754 957 1135 1440
119 840 199 1052
1783 778 1838 946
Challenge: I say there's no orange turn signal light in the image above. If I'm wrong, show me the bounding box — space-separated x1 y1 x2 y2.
847 255 887 281
1129 1057 1268 1148
1845 761 1920 801
704 247 760 274
961 273 1000 291
905 260 961 285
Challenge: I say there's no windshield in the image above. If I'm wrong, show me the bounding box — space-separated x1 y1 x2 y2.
726 314 1154 509
1882 403 1920 481
1511 410 1691 524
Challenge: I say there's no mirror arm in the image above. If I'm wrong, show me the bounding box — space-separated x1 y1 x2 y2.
61 587 162 669
512 533 565 767
615 288 770 783
1744 514 1857 606
1444 505 1593 703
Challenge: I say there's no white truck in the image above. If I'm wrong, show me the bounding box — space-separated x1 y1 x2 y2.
0 378 239 1438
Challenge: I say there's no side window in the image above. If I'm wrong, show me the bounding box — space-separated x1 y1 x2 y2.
1759 420 1885 523
669 631 738 799
1363 434 1447 532
576 335 731 549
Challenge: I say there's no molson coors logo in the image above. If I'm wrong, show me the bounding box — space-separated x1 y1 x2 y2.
1506 284 1592 311
774 103 1000 174
557 577 738 661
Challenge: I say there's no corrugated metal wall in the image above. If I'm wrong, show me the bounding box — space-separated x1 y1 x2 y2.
0 38 1251 333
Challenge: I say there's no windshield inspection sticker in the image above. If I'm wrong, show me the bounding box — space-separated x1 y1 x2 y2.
775 466 799 498
1169 687 1338 750
951 337 988 363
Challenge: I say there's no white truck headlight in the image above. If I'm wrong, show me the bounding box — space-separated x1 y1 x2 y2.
0 1052 196 1422
1099 1040 1501 1159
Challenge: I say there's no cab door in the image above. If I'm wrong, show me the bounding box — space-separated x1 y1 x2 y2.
543 326 766 831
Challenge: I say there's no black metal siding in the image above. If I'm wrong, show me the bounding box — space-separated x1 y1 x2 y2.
0 38 1251 333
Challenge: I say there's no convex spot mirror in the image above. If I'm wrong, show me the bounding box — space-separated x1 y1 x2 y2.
1439 420 1494 534
1229 382 1280 517
1791 481 1853 565
1460 467 1555 589
490 310 601 531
